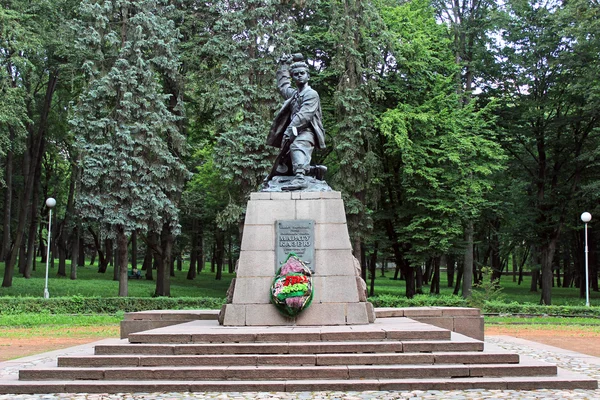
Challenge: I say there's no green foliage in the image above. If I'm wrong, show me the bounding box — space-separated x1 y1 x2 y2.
199 0 297 204
0 258 234 298
377 0 506 260
0 296 224 315
0 313 122 327
71 0 188 237
369 293 468 308
467 267 504 309
484 301 600 318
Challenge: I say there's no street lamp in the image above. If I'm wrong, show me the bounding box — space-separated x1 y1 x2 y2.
44 197 56 299
581 212 592 307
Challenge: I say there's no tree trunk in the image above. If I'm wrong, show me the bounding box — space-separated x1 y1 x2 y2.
197 226 204 273
211 240 216 273
423 259 432 285
70 226 79 280
131 231 137 270
0 128 14 262
590 228 598 292
540 236 559 305
24 150 45 278
446 255 455 287
2 73 57 288
369 242 378 297
429 256 440 295
113 242 119 282
117 227 128 297
154 225 174 296
489 219 502 282
415 265 423 294
105 238 113 269
78 236 85 267
143 242 153 280
187 225 197 280
58 243 67 277
227 235 234 274
462 222 474 299
512 250 518 282
530 270 539 292
453 260 464 295
215 230 224 281
88 227 108 272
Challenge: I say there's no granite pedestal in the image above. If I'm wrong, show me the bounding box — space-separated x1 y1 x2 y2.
219 191 375 326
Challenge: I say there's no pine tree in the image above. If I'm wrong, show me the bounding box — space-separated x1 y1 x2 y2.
71 0 188 296
200 0 298 226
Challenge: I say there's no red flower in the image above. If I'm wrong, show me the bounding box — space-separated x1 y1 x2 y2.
284 275 308 286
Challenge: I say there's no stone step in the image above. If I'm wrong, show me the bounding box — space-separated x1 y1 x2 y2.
19 363 556 381
126 318 452 344
95 337 483 356
4 372 598 394
58 352 519 367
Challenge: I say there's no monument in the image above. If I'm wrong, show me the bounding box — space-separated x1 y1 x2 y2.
219 54 374 325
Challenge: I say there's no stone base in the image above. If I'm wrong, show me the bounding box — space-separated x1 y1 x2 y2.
220 302 372 326
220 191 374 326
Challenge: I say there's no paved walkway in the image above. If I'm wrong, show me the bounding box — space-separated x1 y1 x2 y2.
1 335 599 399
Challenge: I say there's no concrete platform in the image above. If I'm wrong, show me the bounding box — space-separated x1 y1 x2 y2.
120 306 484 340
1 317 596 394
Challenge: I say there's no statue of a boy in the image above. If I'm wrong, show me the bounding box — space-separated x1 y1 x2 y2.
265 54 326 190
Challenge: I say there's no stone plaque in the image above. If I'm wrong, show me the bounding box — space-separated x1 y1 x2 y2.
275 220 315 272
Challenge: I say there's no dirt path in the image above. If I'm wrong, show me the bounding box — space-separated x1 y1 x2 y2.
486 325 600 357
0 326 119 362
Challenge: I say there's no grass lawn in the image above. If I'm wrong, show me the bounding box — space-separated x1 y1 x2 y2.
0 258 235 298
1 258 598 308
372 268 599 306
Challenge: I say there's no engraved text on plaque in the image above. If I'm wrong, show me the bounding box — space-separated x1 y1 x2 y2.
275 220 315 272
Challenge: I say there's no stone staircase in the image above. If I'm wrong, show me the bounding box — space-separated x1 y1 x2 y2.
3 316 597 394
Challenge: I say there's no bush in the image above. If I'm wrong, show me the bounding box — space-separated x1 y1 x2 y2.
368 294 468 308
0 296 226 315
483 301 600 317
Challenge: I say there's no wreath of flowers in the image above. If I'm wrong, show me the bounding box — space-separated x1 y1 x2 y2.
270 253 313 318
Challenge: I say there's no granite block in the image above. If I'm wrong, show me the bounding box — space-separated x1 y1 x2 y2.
245 200 296 225
296 199 347 223
240 225 274 251
295 303 346 325
314 223 352 250
311 276 360 303
313 249 356 276
236 251 276 277
346 303 370 325
270 192 293 200
220 304 246 326
413 316 454 331
454 316 485 341
245 304 295 326
231 277 272 304
250 192 271 200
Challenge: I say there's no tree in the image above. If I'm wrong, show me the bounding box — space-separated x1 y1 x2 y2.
0 0 69 287
489 0 600 304
376 0 505 297
201 0 298 224
327 0 386 268
71 0 188 297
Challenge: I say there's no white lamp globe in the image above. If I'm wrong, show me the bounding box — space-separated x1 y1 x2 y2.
45 198 56 208
581 212 592 223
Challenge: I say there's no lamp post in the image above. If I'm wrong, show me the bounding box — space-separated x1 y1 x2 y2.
581 212 592 307
44 198 56 299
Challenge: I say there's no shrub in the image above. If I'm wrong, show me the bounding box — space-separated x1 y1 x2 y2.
0 296 226 315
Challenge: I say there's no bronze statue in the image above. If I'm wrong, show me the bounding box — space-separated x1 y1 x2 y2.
264 54 328 191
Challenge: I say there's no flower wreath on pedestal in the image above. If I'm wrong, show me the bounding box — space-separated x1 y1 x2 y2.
270 253 313 318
